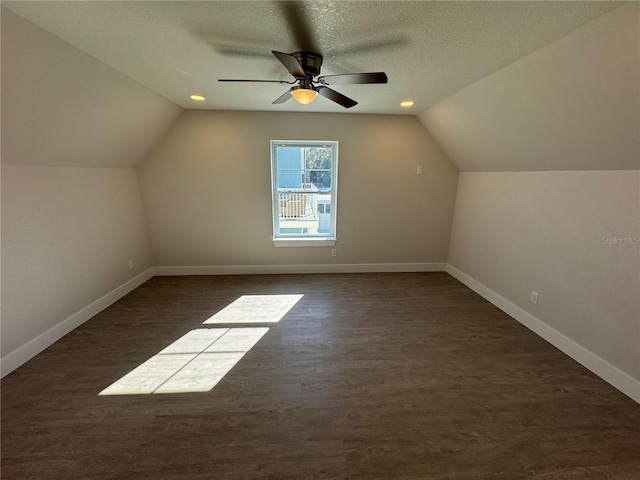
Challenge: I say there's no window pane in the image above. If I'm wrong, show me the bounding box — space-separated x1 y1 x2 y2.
305 147 332 170
305 147 332 190
277 146 304 189
278 192 311 219
307 170 331 189
272 141 337 240
278 170 304 189
280 227 304 234
276 192 333 235
316 194 332 234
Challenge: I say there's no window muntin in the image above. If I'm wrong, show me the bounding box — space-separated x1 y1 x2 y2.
271 141 338 243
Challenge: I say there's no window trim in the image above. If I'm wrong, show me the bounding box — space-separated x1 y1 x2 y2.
270 140 338 247
273 238 336 247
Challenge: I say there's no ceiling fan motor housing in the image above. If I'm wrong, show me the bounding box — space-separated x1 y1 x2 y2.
292 51 323 78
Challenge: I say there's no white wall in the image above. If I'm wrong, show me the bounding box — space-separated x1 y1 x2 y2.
447 171 639 392
1 8 183 168
419 3 640 401
418 3 639 172
138 110 459 270
1 166 153 369
1 8 182 374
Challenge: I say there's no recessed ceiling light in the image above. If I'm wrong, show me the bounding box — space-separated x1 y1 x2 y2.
190 94 206 101
400 100 415 107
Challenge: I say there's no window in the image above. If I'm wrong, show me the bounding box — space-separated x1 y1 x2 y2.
271 141 338 246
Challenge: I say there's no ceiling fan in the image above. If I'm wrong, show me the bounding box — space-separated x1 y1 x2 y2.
219 50 388 108
216 2 388 109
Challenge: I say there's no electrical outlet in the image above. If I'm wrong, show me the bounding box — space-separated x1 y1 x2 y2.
417 166 423 175
331 249 337 257
530 291 539 304
128 260 135 270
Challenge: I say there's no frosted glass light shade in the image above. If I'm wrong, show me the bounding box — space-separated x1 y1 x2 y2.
291 88 318 105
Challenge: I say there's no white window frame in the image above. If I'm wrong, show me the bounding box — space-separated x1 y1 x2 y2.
270 140 338 247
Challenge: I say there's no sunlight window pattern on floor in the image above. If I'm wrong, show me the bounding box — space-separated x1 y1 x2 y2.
99 294 303 396
99 328 268 395
203 294 303 324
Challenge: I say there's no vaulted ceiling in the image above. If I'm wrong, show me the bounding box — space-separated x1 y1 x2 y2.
2 1 636 172
2 1 621 114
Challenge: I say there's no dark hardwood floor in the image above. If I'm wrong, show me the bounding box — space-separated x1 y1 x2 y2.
2 273 639 479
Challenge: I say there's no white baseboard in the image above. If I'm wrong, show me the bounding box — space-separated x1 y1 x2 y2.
154 263 447 276
1 264 442 376
1 268 155 378
14 263 634 404
446 264 640 404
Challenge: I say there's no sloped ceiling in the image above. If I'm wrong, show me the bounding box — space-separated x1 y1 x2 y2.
2 1 621 114
2 2 635 171
1 8 183 168
419 3 639 172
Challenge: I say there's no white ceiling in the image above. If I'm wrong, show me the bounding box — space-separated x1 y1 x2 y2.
3 1 621 115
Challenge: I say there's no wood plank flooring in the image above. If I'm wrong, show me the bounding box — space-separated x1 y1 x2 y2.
2 273 639 479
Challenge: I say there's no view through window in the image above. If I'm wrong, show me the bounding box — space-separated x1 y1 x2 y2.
271 141 338 243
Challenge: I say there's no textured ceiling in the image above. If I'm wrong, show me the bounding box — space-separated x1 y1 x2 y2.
3 1 621 114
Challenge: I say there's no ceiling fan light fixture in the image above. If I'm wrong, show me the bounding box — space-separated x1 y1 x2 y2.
291 87 318 105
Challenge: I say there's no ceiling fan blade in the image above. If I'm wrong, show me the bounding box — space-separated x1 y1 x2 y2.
279 1 319 53
214 45 274 58
272 51 305 78
318 72 388 85
195 31 276 59
272 89 293 104
329 37 408 57
218 79 293 84
317 86 357 109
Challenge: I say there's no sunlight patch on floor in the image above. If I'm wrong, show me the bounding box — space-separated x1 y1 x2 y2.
203 294 303 324
100 294 303 396
99 328 268 395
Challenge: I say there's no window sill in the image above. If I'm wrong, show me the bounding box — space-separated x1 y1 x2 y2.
273 238 337 247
